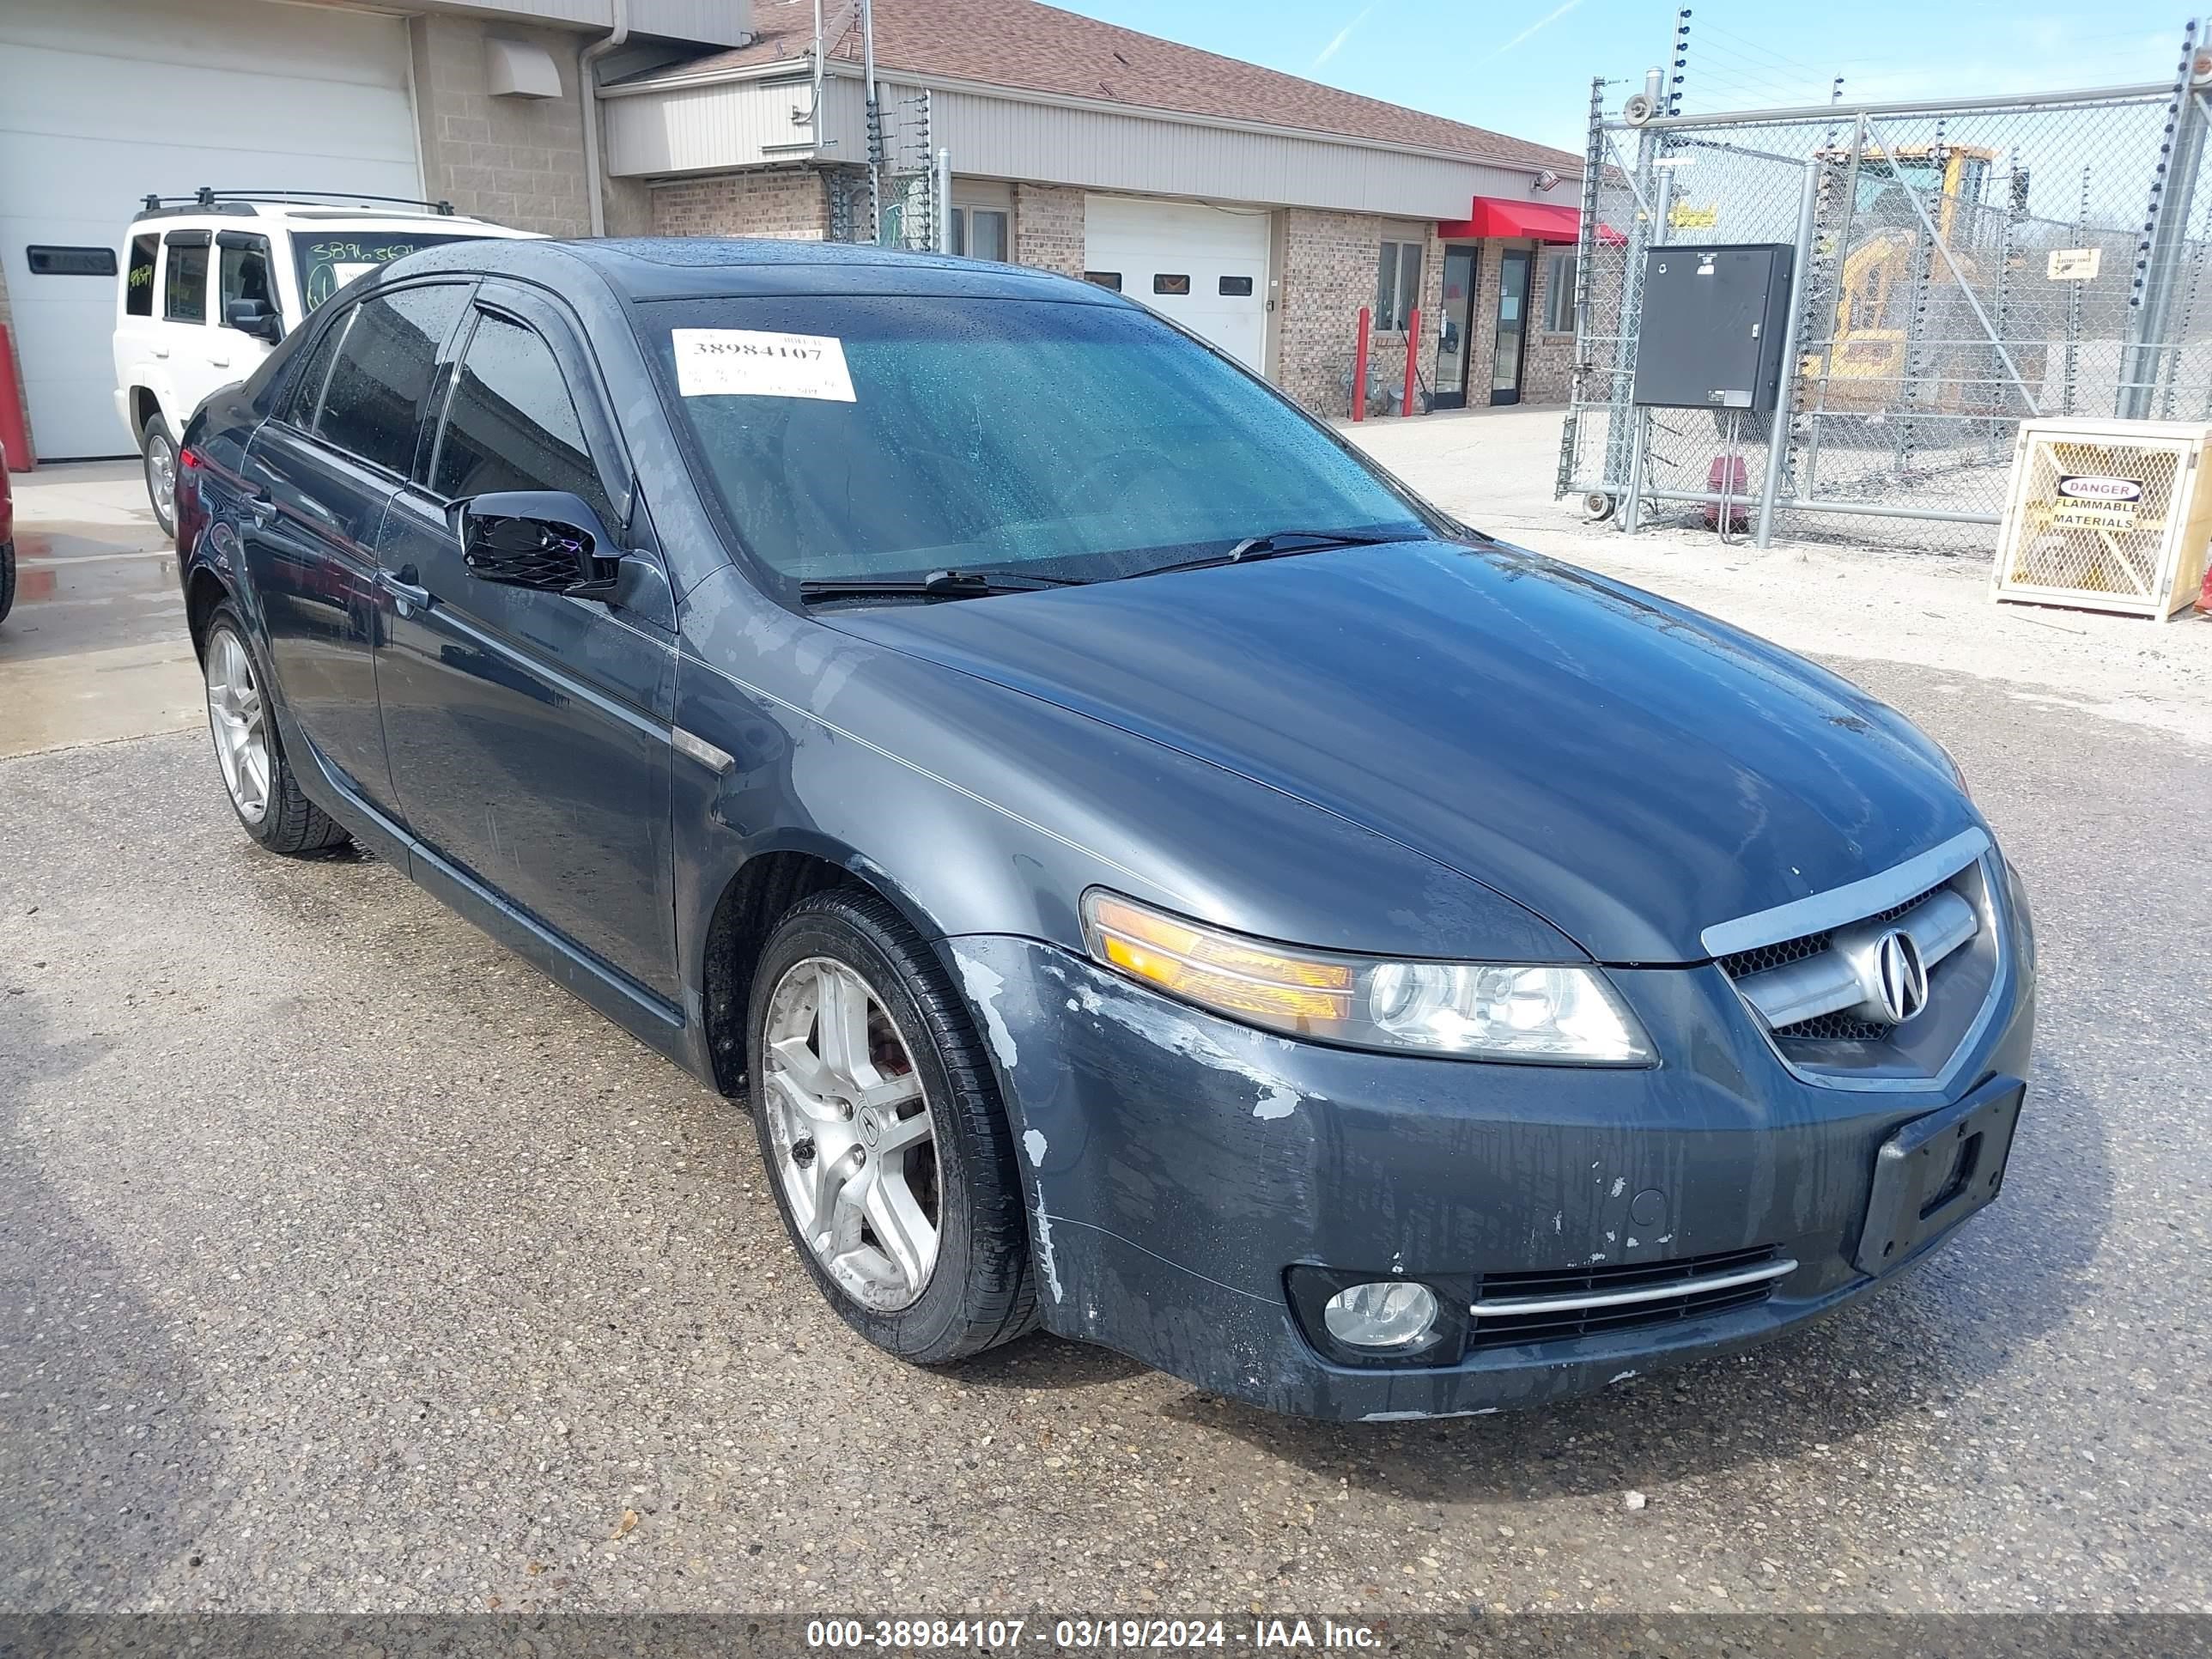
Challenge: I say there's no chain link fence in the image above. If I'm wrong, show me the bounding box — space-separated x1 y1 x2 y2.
1558 35 2212 555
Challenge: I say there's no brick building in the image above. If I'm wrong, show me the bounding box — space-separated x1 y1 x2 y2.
603 0 1590 418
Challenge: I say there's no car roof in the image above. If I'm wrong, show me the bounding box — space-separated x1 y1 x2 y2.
387 235 1124 305
131 199 532 235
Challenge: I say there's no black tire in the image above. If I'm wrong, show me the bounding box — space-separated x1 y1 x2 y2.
202 605 350 857
0 538 14 627
747 889 1036 1365
143 413 178 538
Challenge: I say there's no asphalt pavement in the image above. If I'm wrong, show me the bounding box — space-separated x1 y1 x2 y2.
2 433 2209 1617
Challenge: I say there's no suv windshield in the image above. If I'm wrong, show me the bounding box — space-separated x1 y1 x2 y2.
292 233 477 310
644 295 1431 591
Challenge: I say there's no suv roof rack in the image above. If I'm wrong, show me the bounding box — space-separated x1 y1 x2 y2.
133 187 459 222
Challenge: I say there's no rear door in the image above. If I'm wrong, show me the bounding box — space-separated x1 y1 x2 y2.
373 283 679 999
235 280 472 809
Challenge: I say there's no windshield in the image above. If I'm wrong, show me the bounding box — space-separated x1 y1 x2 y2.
291 233 478 310
644 295 1431 590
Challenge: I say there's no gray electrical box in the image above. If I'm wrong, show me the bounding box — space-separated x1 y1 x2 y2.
1631 243 1795 412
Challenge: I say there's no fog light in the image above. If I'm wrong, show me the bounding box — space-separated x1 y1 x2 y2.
1321 1281 1438 1349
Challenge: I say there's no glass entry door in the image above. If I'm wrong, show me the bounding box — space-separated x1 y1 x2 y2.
1431 245 1480 410
1490 248 1532 405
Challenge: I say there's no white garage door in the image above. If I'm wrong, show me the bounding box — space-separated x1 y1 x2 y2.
0 0 422 458
1085 195 1270 374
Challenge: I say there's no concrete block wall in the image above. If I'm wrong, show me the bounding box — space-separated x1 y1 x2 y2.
649 170 830 239
410 15 592 237
1012 185 1084 277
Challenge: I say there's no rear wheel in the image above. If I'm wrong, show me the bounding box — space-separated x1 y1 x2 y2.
202 605 349 856
748 890 1036 1365
143 414 179 538
0 538 14 626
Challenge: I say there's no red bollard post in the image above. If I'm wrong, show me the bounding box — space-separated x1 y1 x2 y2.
1351 307 1371 422
1402 306 1421 416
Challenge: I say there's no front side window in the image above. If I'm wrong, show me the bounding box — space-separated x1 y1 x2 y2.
430 313 611 525
125 234 158 317
648 295 1427 592
1374 238 1423 332
1544 250 1577 333
219 235 276 325
281 307 351 428
313 283 469 475
163 236 209 323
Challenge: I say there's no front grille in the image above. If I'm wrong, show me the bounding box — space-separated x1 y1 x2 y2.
1467 1245 1783 1352
1778 1011 1890 1042
1716 883 1942 984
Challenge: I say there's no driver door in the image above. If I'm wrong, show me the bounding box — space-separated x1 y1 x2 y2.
372 283 680 1000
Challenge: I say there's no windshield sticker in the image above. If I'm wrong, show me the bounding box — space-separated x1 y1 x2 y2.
672 328 856 402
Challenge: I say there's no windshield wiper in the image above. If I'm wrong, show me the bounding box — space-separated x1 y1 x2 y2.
798 568 1085 603
1123 528 1411 582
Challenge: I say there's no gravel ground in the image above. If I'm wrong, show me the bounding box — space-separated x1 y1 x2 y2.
5 641 2209 1615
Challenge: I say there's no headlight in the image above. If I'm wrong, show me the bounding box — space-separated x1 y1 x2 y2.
1080 890 1653 1064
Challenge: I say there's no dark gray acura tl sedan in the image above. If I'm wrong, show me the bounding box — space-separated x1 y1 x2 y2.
173 237 2034 1421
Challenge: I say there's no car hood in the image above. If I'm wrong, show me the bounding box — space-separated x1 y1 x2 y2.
820 540 1981 963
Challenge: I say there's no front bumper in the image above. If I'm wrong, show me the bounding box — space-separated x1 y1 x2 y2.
944 933 2035 1421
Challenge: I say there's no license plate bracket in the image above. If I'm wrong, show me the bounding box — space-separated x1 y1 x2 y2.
1854 1076 2025 1278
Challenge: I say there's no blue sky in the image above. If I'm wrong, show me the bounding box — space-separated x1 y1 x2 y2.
1054 0 2193 155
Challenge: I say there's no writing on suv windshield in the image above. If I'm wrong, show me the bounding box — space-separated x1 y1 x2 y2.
295 234 474 310
648 295 1429 594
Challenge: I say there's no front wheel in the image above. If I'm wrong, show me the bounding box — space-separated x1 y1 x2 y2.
143 414 179 538
201 605 350 856
748 890 1036 1365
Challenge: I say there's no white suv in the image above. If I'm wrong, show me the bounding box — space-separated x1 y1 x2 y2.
112 191 539 532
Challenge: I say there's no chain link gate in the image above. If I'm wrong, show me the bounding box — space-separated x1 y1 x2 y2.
1558 33 2212 555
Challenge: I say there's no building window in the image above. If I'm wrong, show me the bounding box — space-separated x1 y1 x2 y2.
1218 276 1254 296
1153 274 1191 295
1375 240 1423 332
949 206 1009 262
1084 271 1122 291
1544 250 1578 333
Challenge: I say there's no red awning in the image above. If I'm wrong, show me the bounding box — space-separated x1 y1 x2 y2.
1436 196 1601 244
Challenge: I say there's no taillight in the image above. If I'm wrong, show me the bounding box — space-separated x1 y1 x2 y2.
179 447 201 471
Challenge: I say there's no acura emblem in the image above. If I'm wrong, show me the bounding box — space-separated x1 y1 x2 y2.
1873 929 1929 1024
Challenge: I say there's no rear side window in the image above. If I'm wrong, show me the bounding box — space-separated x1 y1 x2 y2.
163 236 208 323
125 234 157 316
313 284 469 475
431 313 611 524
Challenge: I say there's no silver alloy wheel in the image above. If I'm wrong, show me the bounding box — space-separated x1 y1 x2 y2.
762 956 941 1310
147 432 177 527
204 629 270 824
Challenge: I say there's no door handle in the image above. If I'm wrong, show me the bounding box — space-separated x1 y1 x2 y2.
385 562 432 608
210 355 230 368
246 486 276 526
151 344 169 358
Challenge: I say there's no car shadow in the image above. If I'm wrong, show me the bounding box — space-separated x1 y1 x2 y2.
1149 1045 2107 1500
953 1331 1152 1390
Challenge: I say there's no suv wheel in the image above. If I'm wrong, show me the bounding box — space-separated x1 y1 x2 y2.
748 890 1036 1365
0 538 14 627
143 414 179 537
202 605 349 856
